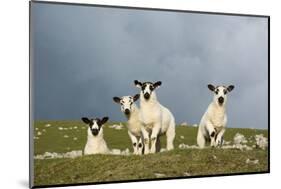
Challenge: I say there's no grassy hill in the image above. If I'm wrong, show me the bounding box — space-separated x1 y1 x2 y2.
32 121 268 187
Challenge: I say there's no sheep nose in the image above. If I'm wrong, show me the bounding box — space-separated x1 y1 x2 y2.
92 129 99 136
144 93 150 99
218 97 224 104
125 109 130 115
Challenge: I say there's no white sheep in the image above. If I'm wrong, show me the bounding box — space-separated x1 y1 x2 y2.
113 94 144 155
197 84 234 148
134 80 176 154
81 117 109 155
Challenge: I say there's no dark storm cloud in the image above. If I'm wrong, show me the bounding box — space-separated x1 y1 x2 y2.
31 3 268 128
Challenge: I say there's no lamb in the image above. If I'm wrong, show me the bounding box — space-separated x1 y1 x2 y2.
113 94 144 155
81 116 109 155
134 80 176 154
197 84 234 148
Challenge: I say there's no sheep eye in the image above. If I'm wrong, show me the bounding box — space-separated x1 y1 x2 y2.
149 86 154 90
223 89 227 94
215 90 218 95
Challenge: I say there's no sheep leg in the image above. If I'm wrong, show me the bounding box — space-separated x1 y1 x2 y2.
156 136 161 152
137 137 143 155
128 131 138 155
141 126 150 154
215 128 225 147
166 122 175 150
150 124 161 154
206 122 216 147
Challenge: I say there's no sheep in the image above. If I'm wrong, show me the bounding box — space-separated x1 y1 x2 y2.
81 116 109 155
134 80 176 154
197 84 234 148
113 94 144 155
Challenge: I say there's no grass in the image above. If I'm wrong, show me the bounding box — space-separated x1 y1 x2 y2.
33 121 268 186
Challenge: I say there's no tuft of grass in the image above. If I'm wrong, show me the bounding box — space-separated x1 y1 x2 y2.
33 121 268 186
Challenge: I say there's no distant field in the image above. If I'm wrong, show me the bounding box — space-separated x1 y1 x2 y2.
32 121 268 187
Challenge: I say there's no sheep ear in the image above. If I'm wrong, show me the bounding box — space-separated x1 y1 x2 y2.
153 81 162 88
227 85 235 92
134 80 142 88
113 97 121 104
100 117 109 125
207 84 215 91
81 117 90 124
133 94 140 102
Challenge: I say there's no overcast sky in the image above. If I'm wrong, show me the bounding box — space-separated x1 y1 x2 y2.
31 2 268 129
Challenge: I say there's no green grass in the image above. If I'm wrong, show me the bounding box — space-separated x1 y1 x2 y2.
33 121 268 186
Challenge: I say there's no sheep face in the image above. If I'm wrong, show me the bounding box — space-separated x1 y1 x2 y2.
81 117 109 136
207 84 234 106
134 80 162 100
113 95 140 116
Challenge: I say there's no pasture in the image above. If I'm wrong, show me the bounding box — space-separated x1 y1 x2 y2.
33 121 268 187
